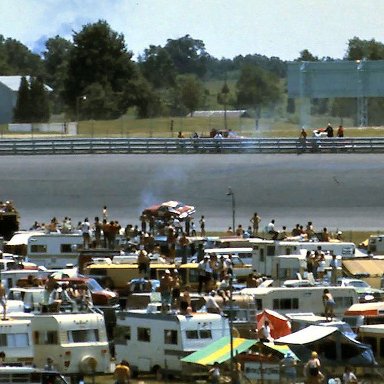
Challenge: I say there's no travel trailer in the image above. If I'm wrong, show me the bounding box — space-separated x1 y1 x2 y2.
114 309 230 378
10 312 112 376
5 231 83 268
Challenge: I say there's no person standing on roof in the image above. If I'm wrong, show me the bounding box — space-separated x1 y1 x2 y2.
159 270 173 312
81 218 91 249
199 215 206 236
250 212 261 236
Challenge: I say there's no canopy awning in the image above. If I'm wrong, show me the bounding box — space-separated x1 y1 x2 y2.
343 259 384 277
275 325 337 345
262 342 300 360
181 337 257 366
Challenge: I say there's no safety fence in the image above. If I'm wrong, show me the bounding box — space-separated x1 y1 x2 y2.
1 137 384 155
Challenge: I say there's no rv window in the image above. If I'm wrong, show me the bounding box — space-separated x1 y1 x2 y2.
267 246 275 256
114 326 130 345
199 330 212 339
0 333 29 347
30 245 47 253
137 327 151 342
68 329 99 343
186 330 198 339
255 299 262 310
273 298 299 310
36 331 58 345
164 330 177 345
60 244 73 253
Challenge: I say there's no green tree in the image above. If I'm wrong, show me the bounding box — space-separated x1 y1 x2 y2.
29 77 50 122
3 38 43 75
296 49 319 61
13 76 31 123
346 37 384 60
138 45 176 88
170 74 204 116
164 35 209 78
236 65 280 127
43 36 72 113
64 20 150 119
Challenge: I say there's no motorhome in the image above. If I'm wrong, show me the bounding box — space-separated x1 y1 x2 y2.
5 231 83 268
0 366 69 384
224 286 358 337
248 238 356 276
114 309 230 378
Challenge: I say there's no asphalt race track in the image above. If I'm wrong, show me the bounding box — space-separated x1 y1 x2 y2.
1 153 384 233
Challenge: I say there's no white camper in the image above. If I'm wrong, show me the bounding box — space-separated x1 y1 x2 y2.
114 310 230 378
6 231 83 268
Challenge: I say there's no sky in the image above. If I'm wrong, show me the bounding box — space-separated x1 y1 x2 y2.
1 0 384 61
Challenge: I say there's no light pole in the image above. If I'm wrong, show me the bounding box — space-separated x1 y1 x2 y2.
76 95 87 122
226 187 235 233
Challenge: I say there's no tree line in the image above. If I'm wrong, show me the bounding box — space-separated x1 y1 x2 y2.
1 21 384 124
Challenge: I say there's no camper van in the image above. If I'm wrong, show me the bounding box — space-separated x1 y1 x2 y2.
5 231 83 268
114 310 230 378
0 366 69 384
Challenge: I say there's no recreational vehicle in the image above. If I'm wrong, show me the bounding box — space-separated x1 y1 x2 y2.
114 310 230 378
248 238 356 276
5 231 83 268
224 286 358 337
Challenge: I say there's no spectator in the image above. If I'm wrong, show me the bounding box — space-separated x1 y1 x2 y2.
113 360 131 384
280 352 297 384
304 351 324 383
337 125 344 138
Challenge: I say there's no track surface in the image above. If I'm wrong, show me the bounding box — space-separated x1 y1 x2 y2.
1 153 383 232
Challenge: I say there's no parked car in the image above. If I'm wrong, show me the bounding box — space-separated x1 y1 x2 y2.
338 278 384 303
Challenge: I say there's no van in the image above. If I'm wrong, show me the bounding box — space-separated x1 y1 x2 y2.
0 366 69 384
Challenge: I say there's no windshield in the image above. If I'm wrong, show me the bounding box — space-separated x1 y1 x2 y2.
86 279 103 292
348 280 369 288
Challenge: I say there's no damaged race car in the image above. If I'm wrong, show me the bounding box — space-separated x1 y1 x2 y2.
142 200 195 220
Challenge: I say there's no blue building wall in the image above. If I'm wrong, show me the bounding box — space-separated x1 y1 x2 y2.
0 82 17 124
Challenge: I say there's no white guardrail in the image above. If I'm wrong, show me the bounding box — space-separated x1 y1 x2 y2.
0 137 384 155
